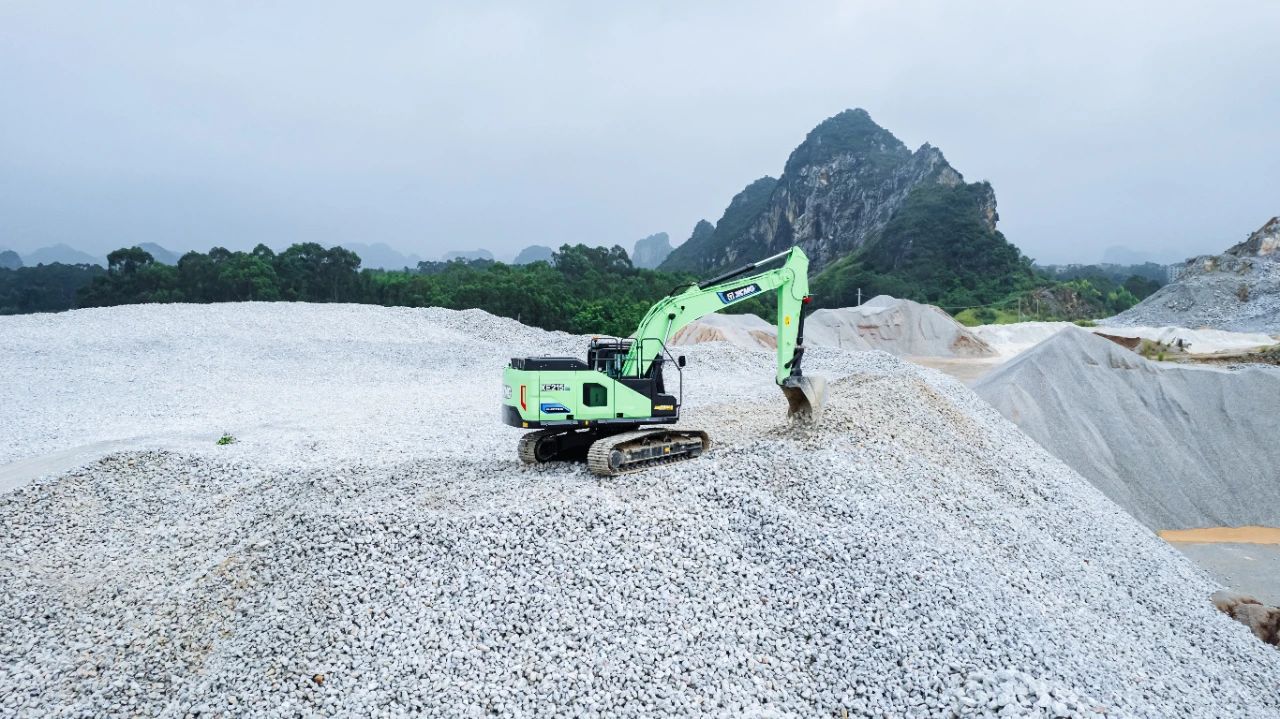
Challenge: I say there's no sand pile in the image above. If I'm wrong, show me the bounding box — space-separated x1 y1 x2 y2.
2 304 1279 716
1107 217 1280 333
669 312 778 350
974 327 1280 530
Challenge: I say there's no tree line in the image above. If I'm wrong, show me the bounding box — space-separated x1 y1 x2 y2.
3 243 683 337
1 240 1164 330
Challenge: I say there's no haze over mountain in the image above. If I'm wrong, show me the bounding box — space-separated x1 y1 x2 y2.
22 245 104 267
513 245 555 265
2 4 1276 264
341 243 423 270
137 243 180 265
631 233 672 269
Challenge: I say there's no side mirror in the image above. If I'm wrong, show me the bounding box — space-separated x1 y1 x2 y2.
677 355 687 368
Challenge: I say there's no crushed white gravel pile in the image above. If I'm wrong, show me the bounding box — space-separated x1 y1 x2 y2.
807 296 996 358
974 327 1280 530
3 304 1279 717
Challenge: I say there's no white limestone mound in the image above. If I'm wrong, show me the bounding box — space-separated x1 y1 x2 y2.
2 304 1279 717
973 322 1276 358
672 296 994 358
806 295 996 357
974 327 1280 530
971 321 1077 357
669 312 778 350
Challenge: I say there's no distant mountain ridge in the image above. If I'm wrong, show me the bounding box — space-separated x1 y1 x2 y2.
137 243 181 265
23 244 105 267
339 242 423 270
513 245 554 265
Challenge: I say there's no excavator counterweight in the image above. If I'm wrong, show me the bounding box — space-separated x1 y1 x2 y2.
501 246 825 475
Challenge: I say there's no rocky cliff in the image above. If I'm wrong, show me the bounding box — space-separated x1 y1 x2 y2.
1106 217 1280 333
661 109 994 275
631 233 672 269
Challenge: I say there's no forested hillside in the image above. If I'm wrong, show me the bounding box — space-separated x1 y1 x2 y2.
49 244 683 337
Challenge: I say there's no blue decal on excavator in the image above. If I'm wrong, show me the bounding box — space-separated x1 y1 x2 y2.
716 283 761 304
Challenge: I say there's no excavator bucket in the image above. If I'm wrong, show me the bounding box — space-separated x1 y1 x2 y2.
781 374 828 422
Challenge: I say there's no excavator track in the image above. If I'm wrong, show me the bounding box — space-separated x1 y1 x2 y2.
586 429 711 477
517 428 569 464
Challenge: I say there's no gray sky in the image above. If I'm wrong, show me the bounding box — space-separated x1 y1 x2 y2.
2 1 1277 265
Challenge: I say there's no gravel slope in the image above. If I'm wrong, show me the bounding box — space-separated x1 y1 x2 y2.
2 304 1279 717
974 328 1280 530
1105 217 1280 333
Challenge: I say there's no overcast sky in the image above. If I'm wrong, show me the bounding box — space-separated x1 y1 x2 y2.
2 1 1277 264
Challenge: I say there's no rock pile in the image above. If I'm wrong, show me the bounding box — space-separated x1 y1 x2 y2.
2 304 1278 716
1107 217 1280 333
1213 591 1280 647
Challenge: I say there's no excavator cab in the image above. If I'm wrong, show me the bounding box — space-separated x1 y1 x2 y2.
586 337 632 378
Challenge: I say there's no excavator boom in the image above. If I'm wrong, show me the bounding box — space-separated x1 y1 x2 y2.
624 246 826 419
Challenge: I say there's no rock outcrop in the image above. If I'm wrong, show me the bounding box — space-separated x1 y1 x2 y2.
1106 217 1280 333
660 109 994 275
631 233 672 269
1213 591 1280 647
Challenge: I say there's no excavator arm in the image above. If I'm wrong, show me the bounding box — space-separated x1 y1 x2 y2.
622 246 827 418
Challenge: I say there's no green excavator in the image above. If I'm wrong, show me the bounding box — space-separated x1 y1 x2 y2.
500 246 826 476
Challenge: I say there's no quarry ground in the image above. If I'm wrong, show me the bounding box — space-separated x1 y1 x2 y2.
2 303 1279 717
1169 542 1280 607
